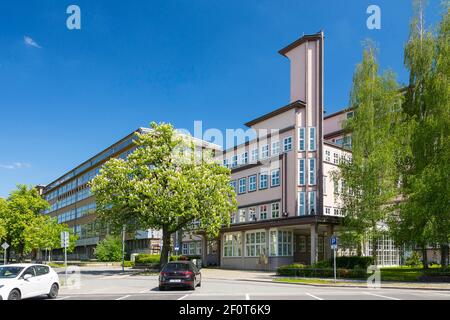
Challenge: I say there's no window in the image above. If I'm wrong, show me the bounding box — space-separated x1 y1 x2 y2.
271 203 280 219
232 155 238 167
223 233 242 257
251 148 259 162
272 141 280 155
259 172 268 189
189 242 196 255
196 242 202 255
309 158 316 185
298 236 306 252
323 176 327 194
298 192 305 216
260 205 268 220
241 152 248 165
333 153 339 164
182 243 188 255
261 145 269 159
248 207 257 221
325 207 331 215
283 136 292 152
269 230 292 256
238 178 246 194
309 191 316 215
230 180 237 192
238 209 246 223
245 231 266 257
230 213 236 224
325 150 331 162
347 111 354 119
223 159 229 168
248 175 257 192
334 208 340 216
298 159 305 185
309 127 316 151
271 169 280 187
298 127 305 151
35 266 50 276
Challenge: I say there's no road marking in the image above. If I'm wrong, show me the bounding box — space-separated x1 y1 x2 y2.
245 294 250 300
306 293 323 300
177 294 190 300
139 289 150 293
363 292 400 300
115 295 131 300
54 296 71 300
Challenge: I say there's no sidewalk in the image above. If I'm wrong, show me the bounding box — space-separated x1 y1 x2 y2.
201 268 450 291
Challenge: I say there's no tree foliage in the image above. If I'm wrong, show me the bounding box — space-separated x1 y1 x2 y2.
91 122 237 266
334 43 406 262
94 235 123 262
391 2 450 266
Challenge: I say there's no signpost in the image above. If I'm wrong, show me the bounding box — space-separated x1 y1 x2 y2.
61 231 69 284
2 242 9 265
330 235 338 283
122 225 126 272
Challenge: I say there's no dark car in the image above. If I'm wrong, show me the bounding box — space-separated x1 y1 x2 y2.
159 261 201 291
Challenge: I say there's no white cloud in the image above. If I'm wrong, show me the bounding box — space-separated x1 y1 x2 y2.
23 36 41 48
0 162 31 170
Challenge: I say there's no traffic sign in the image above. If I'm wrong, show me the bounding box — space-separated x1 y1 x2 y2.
1 242 9 250
330 236 337 249
61 231 69 248
174 246 179 251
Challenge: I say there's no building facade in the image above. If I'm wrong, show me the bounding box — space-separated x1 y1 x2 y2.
180 32 399 270
41 128 221 260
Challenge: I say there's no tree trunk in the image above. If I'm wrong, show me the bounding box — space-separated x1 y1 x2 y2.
422 247 428 269
371 237 378 266
440 244 449 267
357 241 362 256
159 225 171 270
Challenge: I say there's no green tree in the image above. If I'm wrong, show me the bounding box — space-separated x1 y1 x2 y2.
2 185 50 261
393 1 450 267
94 235 123 262
334 43 405 264
91 122 237 267
0 198 7 242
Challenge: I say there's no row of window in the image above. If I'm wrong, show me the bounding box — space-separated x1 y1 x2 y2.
298 158 316 185
46 188 92 214
57 202 96 223
324 207 345 216
298 127 316 151
181 241 202 256
223 137 293 168
232 169 280 194
324 149 351 164
223 230 293 257
231 202 281 224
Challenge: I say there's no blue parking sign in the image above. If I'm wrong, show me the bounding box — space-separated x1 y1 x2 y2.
330 236 337 249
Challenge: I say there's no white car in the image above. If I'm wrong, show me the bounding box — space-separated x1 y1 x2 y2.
0 264 60 300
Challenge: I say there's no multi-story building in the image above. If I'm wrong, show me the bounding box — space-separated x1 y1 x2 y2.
180 32 399 270
41 128 221 260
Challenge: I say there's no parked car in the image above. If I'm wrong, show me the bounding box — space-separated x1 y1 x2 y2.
159 261 201 291
0 264 60 300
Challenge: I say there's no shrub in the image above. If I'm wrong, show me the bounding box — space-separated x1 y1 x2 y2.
334 256 374 269
135 254 161 264
94 236 123 262
277 263 368 279
405 251 422 267
123 261 134 268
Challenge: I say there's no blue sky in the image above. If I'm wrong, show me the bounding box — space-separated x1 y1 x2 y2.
0 0 444 197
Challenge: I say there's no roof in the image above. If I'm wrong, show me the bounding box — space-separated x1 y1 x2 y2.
244 100 306 128
278 32 323 57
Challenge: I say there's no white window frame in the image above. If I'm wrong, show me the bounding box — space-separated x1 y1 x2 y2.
261 145 269 159
309 158 316 185
298 159 305 185
223 232 242 257
259 172 268 189
271 141 280 155
245 230 267 257
241 152 248 165
298 127 305 151
251 148 259 162
283 136 292 152
238 178 246 194
248 175 257 192
259 205 268 220
238 209 246 223
309 127 316 151
298 191 305 216
309 191 316 215
271 169 280 187
269 229 293 257
271 202 280 219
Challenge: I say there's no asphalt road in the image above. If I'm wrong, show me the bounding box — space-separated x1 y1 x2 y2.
30 268 450 301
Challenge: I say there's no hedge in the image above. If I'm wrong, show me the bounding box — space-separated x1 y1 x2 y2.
277 264 368 279
312 256 374 270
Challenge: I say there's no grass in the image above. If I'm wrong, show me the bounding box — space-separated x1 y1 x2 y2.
274 278 350 285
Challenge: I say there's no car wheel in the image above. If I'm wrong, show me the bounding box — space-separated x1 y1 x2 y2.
47 283 59 299
8 289 21 300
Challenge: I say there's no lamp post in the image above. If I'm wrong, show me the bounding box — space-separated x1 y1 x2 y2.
122 225 126 272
